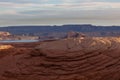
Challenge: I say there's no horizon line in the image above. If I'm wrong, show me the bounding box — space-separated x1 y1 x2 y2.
1 24 120 27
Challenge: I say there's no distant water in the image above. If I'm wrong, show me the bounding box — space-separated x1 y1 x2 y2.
0 40 39 43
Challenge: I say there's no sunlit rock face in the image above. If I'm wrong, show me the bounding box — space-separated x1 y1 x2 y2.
0 45 13 50
37 37 120 55
0 32 11 36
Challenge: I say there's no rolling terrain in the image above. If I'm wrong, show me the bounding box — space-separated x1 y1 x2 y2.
0 37 120 80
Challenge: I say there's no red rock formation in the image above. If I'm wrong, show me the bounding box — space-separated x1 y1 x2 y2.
0 37 120 80
0 45 13 50
0 31 11 36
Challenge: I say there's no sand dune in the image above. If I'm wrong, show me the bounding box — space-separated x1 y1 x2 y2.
0 37 120 80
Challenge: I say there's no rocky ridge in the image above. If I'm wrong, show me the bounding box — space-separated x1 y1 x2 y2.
0 37 120 80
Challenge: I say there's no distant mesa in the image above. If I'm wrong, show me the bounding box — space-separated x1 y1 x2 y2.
1 24 120 37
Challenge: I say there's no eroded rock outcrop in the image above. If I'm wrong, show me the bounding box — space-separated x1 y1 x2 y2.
0 31 11 36
0 37 120 80
37 37 120 57
0 45 13 50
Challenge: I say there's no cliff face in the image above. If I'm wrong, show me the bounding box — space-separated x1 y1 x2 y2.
0 37 120 80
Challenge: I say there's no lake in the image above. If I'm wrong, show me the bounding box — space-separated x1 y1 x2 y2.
0 40 39 43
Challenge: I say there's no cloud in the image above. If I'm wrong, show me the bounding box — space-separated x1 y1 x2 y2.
1 9 120 26
0 0 49 3
0 10 18 15
0 0 120 26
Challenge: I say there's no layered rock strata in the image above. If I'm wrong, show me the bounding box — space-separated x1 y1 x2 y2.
0 37 120 80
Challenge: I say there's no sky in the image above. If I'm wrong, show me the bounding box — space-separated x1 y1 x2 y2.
0 0 120 26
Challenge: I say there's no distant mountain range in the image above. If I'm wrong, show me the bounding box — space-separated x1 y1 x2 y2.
0 24 120 37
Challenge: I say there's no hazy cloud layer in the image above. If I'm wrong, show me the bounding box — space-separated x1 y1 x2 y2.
0 0 120 26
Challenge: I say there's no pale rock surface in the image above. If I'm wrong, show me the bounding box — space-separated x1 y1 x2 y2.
0 32 11 36
0 45 13 50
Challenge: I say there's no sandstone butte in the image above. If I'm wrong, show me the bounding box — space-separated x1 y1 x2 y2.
0 37 120 80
